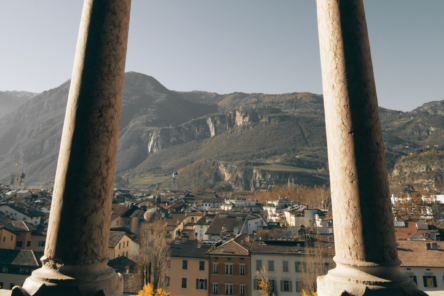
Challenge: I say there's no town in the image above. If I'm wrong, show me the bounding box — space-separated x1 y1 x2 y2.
0 171 442 295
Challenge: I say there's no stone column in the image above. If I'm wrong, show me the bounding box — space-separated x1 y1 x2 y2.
316 1 424 295
14 1 131 296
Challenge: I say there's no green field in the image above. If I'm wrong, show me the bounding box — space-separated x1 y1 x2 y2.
254 164 320 173
127 174 170 187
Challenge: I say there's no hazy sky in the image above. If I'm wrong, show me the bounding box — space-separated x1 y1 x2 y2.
0 1 442 111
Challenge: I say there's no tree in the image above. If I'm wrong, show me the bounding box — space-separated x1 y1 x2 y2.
301 233 335 293
255 266 275 296
135 219 171 290
138 283 170 296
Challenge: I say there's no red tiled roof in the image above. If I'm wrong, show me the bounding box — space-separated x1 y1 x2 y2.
397 240 444 267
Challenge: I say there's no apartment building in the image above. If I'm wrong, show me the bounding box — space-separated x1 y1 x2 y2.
168 239 212 296
207 234 252 296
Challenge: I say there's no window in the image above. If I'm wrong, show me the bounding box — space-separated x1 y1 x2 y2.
127 241 129 247
1 267 8 273
213 283 219 294
116 220 119 225
225 283 233 295
166 276 170 287
38 241 45 247
283 261 289 272
256 259 262 271
167 259 171 269
279 280 292 292
196 278 207 290
0 282 3 289
182 260 188 270
10 283 15 290
423 276 437 287
268 260 274 272
409 275 417 285
191 217 195 223
239 264 245 275
213 262 219 274
240 284 246 295
295 261 305 273
26 241 31 247
119 243 121 249
2 237 5 243
296 281 302 292
181 277 187 288
199 260 205 271
225 263 233 275
10 236 13 241
16 241 23 247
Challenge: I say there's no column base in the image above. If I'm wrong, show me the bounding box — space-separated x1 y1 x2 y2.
11 261 123 296
317 259 427 296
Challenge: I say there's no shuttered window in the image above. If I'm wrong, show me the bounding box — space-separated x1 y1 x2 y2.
268 260 274 271
256 260 262 271
283 261 289 272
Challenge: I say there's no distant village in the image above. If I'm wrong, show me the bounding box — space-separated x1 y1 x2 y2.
0 171 443 294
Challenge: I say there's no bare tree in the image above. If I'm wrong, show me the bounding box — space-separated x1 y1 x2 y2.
135 219 170 290
301 234 335 293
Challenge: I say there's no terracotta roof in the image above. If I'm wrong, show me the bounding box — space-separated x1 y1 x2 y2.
397 240 444 267
195 214 216 225
205 214 246 235
111 205 130 221
0 249 43 267
109 231 126 248
169 239 212 258
108 256 139 273
0 204 45 218
207 234 249 256
394 221 437 241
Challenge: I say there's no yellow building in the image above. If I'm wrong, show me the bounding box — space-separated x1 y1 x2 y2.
167 239 212 296
108 231 138 259
0 227 17 250
0 249 42 290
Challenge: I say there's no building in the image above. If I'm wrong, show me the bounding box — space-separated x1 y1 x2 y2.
108 231 138 259
397 240 444 293
250 230 335 296
207 234 252 296
10 221 46 252
0 205 44 226
110 204 144 234
284 206 320 227
0 249 43 290
195 214 216 241
167 239 212 296
205 213 246 241
9 172 25 190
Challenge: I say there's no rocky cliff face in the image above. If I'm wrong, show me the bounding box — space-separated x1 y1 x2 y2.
173 159 328 191
389 149 444 192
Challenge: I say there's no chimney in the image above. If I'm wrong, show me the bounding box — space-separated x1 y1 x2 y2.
432 243 438 250
254 234 257 241
221 245 224 252
206 217 209 223
185 212 187 217
165 222 168 227
177 219 180 225
234 227 239 235
34 221 37 226
197 241 202 248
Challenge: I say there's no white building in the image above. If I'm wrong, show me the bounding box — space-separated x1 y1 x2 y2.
284 206 320 227
0 205 44 225
397 240 444 293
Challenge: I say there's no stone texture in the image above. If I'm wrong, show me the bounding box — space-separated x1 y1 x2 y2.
315 0 425 295
15 0 131 295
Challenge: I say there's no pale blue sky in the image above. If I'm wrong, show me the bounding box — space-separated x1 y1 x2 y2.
0 1 442 111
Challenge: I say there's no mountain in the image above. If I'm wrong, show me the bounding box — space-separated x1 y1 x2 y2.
0 91 38 118
0 72 217 187
389 148 444 193
1 71 444 192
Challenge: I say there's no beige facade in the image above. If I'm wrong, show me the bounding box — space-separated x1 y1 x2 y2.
0 273 28 290
108 234 137 260
167 256 209 296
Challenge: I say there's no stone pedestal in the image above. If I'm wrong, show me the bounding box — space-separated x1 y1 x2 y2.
315 1 425 295
13 0 131 295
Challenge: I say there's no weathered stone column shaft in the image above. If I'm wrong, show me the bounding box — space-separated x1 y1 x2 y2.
316 0 424 295
318 0 395 265
16 1 131 295
46 0 131 265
